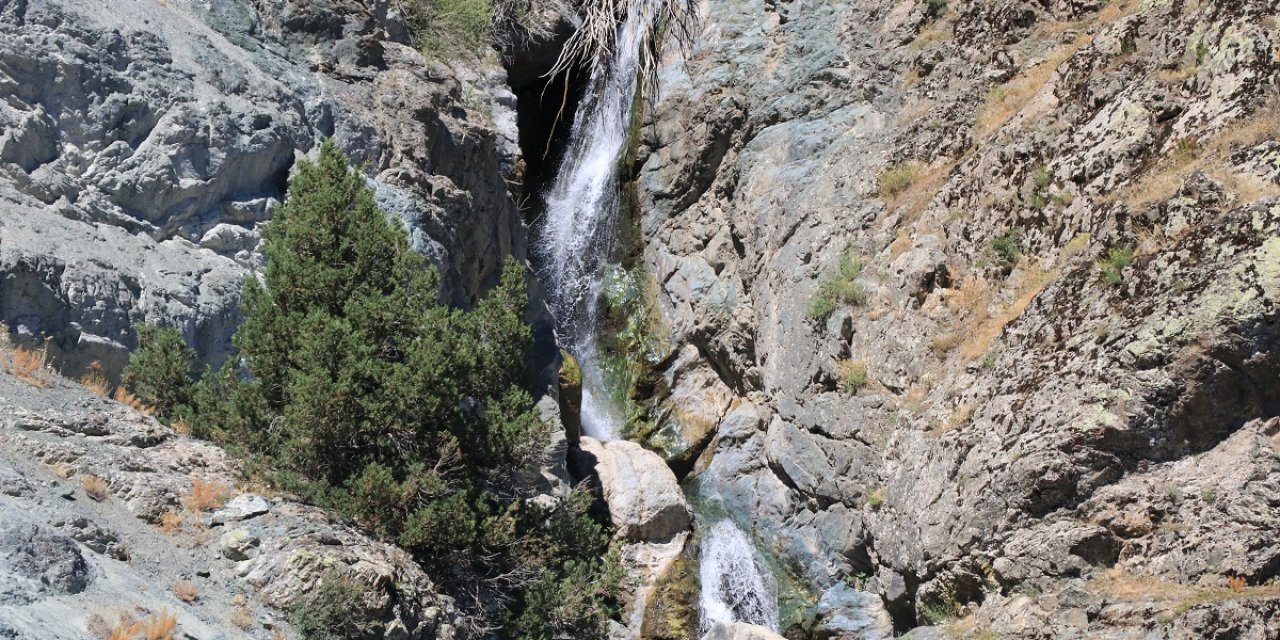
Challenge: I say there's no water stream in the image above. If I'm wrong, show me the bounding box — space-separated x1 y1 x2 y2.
537 0 656 441
535 1 781 632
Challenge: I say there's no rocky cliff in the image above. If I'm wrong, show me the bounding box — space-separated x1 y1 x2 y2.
0 0 527 378
633 0 1280 636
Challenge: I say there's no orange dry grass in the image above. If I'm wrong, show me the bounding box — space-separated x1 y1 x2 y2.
108 611 178 640
5 343 49 387
975 35 1091 137
82 474 110 501
113 386 153 415
79 363 113 396
183 479 229 513
886 161 957 224
956 265 1055 361
1088 566 1280 619
157 511 184 535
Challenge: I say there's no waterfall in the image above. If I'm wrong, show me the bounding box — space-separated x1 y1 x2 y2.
698 520 780 632
537 0 659 441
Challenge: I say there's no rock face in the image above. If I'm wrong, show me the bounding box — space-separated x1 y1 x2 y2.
700 622 787 640
577 436 693 542
631 0 1280 634
0 367 458 639
0 0 528 377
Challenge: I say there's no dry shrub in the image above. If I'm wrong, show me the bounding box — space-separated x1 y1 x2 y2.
113 386 153 415
183 479 229 513
888 228 912 257
170 418 192 436
1087 566 1280 620
79 362 112 396
231 607 255 629
108 611 178 640
836 359 869 394
1227 576 1247 592
975 35 1090 137
174 580 199 603
82 474 110 501
879 162 922 197
5 342 49 387
157 511 184 535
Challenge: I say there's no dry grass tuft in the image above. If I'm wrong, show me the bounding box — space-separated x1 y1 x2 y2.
1118 105 1280 208
836 359 869 394
113 386 153 415
183 479 229 513
975 35 1090 137
82 474 110 501
5 342 50 387
955 265 1055 362
173 580 199 603
230 607 255 629
107 611 178 640
157 511 184 535
1088 566 1280 621
79 362 112 396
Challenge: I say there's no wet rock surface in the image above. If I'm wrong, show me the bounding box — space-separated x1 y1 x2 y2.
633 0 1280 635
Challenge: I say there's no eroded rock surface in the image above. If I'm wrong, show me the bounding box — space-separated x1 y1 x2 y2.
0 0 527 376
0 368 458 639
632 0 1280 635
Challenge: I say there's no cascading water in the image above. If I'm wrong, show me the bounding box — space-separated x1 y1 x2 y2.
536 0 781 632
537 1 659 441
698 519 781 632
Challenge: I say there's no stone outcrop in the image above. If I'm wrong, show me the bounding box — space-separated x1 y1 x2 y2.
577 436 693 542
700 622 787 640
0 0 528 377
0 365 458 639
631 0 1280 635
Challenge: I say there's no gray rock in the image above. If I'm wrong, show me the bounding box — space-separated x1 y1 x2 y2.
700 622 787 640
219 528 261 562
814 584 894 640
0 520 92 603
577 437 692 542
209 494 271 526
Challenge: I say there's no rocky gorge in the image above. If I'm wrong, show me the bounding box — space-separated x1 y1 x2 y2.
2 0 1280 638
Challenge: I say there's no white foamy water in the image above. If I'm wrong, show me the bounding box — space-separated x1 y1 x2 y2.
699 519 780 632
537 0 661 441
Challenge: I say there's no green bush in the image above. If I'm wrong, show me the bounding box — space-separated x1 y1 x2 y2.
289 572 375 640
122 323 195 420
1099 246 1134 286
988 228 1024 269
837 359 868 394
404 0 495 56
173 139 619 637
808 252 867 320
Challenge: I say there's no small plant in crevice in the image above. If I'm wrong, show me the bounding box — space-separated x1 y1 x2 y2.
1099 246 1135 286
836 359 869 394
987 228 1024 272
82 474 110 501
808 251 867 320
4 341 49 387
878 162 923 198
924 0 948 20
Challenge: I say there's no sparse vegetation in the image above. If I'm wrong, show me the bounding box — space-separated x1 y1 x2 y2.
4 341 49 387
865 487 884 509
82 474 110 501
107 611 178 640
79 362 113 396
808 251 867 320
173 580 199 603
183 479 228 513
988 228 1025 270
1099 246 1134 286
837 359 869 394
976 35 1090 137
878 162 923 198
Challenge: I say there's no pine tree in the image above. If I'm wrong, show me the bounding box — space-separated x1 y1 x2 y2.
122 323 195 420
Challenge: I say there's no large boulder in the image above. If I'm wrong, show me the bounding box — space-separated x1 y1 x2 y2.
576 437 692 541
814 583 894 640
